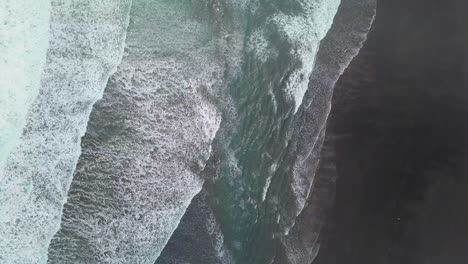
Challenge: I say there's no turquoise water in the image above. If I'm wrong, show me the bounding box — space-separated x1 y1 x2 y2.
1 0 343 263
156 0 375 263
0 0 50 171
210 1 340 262
0 1 131 263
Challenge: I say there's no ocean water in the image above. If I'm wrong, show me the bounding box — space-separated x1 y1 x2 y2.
0 1 131 263
47 1 342 263
0 0 376 263
157 0 375 263
204 0 340 263
0 0 50 172
49 1 224 262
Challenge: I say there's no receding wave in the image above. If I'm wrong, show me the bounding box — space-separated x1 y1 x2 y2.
0 0 375 263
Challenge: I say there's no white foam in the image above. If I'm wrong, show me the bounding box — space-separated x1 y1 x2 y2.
262 175 273 202
0 0 50 172
48 1 232 263
0 1 132 263
256 0 341 113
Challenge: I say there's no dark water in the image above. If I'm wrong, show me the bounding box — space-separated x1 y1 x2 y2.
156 0 375 263
315 0 468 263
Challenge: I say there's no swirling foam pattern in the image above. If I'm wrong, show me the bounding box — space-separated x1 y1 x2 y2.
0 1 131 263
0 0 376 263
48 1 229 263
0 0 50 172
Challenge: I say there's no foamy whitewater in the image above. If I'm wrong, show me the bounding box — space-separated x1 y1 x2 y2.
0 1 131 263
0 0 375 263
